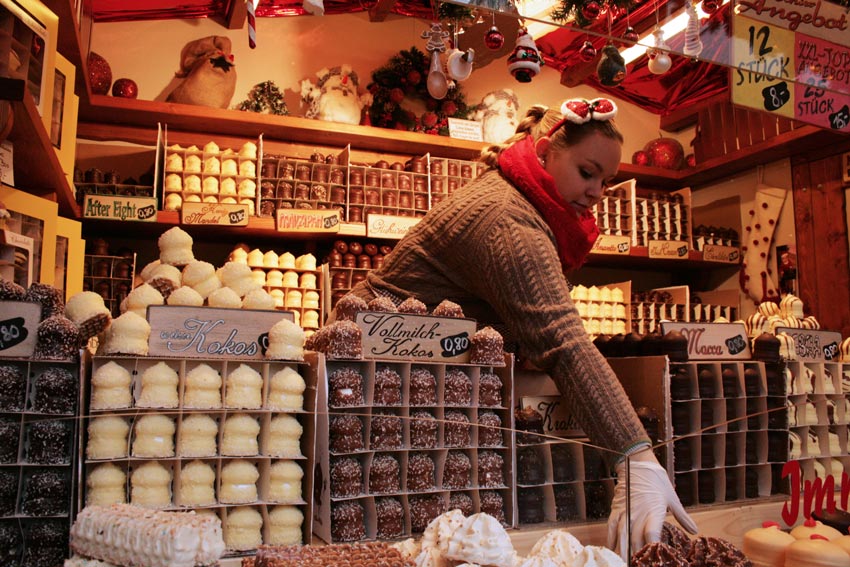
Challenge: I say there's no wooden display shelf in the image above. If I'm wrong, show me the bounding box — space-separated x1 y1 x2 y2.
42 0 91 99
586 246 740 270
7 91 80 218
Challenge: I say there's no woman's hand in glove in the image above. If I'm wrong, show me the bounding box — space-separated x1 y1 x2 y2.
606 450 698 561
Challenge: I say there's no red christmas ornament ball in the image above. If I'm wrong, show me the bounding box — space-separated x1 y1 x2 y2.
622 26 639 43
485 26 505 50
582 1 601 21
701 0 720 13
407 70 422 86
389 88 405 104
579 41 597 62
631 150 651 166
686 153 696 168
88 52 113 95
643 137 686 170
111 78 138 99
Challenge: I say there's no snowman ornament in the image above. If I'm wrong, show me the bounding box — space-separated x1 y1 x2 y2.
300 65 372 125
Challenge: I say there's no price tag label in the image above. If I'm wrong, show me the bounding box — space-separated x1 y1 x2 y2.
83 195 158 222
0 301 40 356
276 209 341 233
775 327 843 362
660 321 752 360
366 214 420 240
591 234 630 255
648 240 689 259
182 202 249 226
731 17 796 119
703 244 741 264
355 311 478 363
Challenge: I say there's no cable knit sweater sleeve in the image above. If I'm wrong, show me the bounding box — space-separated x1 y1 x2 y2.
358 170 649 456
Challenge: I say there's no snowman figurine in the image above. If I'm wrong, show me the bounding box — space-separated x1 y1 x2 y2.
300 65 373 125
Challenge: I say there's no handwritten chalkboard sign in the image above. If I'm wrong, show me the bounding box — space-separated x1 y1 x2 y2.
0 301 41 356
660 321 752 360
355 311 477 363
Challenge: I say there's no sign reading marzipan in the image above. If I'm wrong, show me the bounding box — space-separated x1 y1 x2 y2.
0 301 41 357
182 202 249 226
83 195 158 222
648 240 689 259
147 305 293 359
591 234 630 255
702 244 741 264
355 311 477 362
660 321 752 360
366 214 420 239
775 326 843 362
275 209 341 233
521 395 584 438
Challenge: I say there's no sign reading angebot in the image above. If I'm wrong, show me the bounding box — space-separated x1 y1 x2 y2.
775 327 843 362
660 321 752 360
355 311 477 363
148 305 293 360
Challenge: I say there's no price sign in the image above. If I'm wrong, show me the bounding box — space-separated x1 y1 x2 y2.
660 321 752 360
702 244 741 264
355 311 478 363
275 209 341 233
0 301 40 356
366 214 420 240
792 33 850 131
775 327 843 362
648 240 689 260
83 195 158 222
591 234 631 255
732 16 796 119
182 202 249 226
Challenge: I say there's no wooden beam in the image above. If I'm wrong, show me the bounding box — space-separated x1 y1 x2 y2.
660 92 729 132
226 0 248 30
369 0 398 22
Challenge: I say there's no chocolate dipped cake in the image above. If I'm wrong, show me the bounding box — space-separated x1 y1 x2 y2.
479 490 506 524
584 481 611 519
631 542 688 567
515 406 544 444
674 439 692 471
22 469 68 516
551 443 577 482
26 420 71 464
33 316 80 360
398 297 427 314
0 468 17 515
0 521 22 563
23 519 67 567
0 417 19 464
0 365 26 412
375 496 404 539
329 414 364 453
477 411 503 447
478 372 502 407
517 446 545 485
448 492 473 516
443 410 470 448
331 500 365 542
25 283 64 320
334 295 368 322
517 487 544 523
373 367 402 406
409 494 445 532
477 450 504 487
698 368 716 398
722 367 740 397
662 330 688 362
443 368 471 406
554 484 580 521
369 453 400 494
670 366 692 400
330 456 362 498
409 368 437 406
369 412 402 450
409 410 437 449
469 326 504 365
442 450 471 489
432 300 464 318
328 367 364 407
32 367 77 414
752 332 781 363
406 452 435 492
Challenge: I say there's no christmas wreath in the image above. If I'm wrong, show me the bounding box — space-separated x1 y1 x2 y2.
367 47 469 136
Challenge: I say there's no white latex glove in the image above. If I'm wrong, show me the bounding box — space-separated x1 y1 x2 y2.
607 458 698 561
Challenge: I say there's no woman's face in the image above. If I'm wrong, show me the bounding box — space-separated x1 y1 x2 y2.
538 131 622 216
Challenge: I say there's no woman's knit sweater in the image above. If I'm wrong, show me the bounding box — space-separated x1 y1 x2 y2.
346 168 649 456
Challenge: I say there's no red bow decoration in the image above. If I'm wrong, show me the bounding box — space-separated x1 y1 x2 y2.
546 97 618 137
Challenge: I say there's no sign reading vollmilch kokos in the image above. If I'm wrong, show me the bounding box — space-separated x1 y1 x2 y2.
355 312 477 363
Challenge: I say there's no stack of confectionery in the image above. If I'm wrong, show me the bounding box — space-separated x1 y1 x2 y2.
690 291 739 324
227 244 321 329
163 140 258 214
632 190 689 247
427 157 484 210
83 354 313 554
258 150 347 220
569 284 628 338
311 296 512 542
630 288 688 335
741 518 850 567
592 182 632 240
66 504 225 566
326 239 395 308
0 279 91 565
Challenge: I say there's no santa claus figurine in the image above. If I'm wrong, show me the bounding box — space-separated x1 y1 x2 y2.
300 65 372 125
472 89 521 144
507 28 543 83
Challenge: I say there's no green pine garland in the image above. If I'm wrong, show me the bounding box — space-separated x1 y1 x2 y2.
367 47 469 136
237 81 289 115
550 0 635 27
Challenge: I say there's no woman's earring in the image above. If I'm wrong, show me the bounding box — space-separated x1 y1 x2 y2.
539 157 546 167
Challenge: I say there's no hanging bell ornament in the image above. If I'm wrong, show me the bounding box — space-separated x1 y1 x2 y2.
582 1 601 21
579 41 597 62
596 44 626 86
485 25 505 50
622 26 639 43
701 0 720 14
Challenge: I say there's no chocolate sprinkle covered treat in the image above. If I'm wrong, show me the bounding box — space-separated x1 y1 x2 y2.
398 297 427 314
478 372 503 407
369 412 402 450
477 450 504 487
584 481 611 519
442 450 471 489
331 500 365 542
33 316 81 360
661 522 693 556
551 443 576 482
0 417 20 464
330 457 362 498
409 410 437 449
329 415 364 453
409 368 436 406
477 411 503 447
0 279 26 301
375 496 404 539
554 484 579 521
631 542 689 567
22 469 68 516
322 320 363 360
515 406 545 444
25 283 64 320
0 521 22 565
335 295 368 321
479 490 506 524
373 367 402 406
366 296 398 313
0 365 26 412
443 410 470 448
329 367 364 407
32 367 76 414
687 536 752 567
432 300 464 318
26 420 71 464
469 327 504 365
409 494 445 533
368 453 400 494
517 487 544 523
449 492 474 516
517 446 545 485
0 468 17 515
444 368 471 406
406 452 435 492
23 519 67 567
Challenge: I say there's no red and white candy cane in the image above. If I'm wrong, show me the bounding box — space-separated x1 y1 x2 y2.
247 0 257 49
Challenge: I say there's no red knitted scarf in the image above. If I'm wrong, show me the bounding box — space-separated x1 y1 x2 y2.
499 135 600 271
